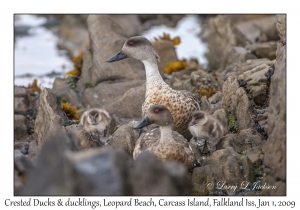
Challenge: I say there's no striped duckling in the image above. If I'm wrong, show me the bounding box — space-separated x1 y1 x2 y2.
80 108 111 144
188 111 224 153
106 36 199 140
133 105 195 171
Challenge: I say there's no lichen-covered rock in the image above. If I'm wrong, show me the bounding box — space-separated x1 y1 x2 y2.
52 78 83 108
34 88 67 154
262 14 286 196
192 147 254 195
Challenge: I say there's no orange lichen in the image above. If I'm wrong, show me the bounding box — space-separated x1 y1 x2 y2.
61 102 80 120
154 33 181 46
28 79 41 92
65 52 83 77
164 60 188 75
199 87 217 99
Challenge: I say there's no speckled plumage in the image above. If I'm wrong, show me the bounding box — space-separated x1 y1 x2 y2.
106 36 199 140
133 105 195 171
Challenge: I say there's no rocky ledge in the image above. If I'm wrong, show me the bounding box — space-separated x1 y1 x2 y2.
14 14 286 196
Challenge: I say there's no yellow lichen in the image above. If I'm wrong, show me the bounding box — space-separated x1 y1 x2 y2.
61 102 80 120
199 87 217 99
65 52 83 77
28 79 41 92
164 60 188 75
154 33 181 46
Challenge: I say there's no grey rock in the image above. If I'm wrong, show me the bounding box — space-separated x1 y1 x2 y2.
52 78 83 108
78 15 145 87
276 15 286 45
129 151 192 195
18 130 82 195
152 39 178 74
34 88 67 156
104 83 146 118
191 147 254 195
247 146 263 167
246 41 277 60
66 147 132 195
14 115 28 140
14 86 27 97
82 80 145 108
107 123 140 156
109 15 142 37
14 97 27 115
262 16 286 195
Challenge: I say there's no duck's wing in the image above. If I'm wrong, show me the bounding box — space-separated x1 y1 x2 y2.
133 128 160 158
178 90 200 110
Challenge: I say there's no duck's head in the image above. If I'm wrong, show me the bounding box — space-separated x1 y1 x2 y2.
87 110 102 125
134 105 173 129
106 36 160 63
189 111 208 127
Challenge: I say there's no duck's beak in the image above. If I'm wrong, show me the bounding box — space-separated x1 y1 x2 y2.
106 50 127 63
133 117 152 129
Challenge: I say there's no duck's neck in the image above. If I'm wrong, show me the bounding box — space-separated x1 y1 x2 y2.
159 125 174 143
142 59 166 90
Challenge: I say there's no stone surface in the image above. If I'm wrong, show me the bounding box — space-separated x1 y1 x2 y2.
107 123 140 156
14 115 28 140
52 78 83 108
104 83 146 118
82 80 145 108
17 131 82 195
212 108 228 131
78 15 145 87
246 41 277 60
276 15 286 45
14 97 27 115
192 147 254 195
152 39 178 74
262 15 286 196
34 88 67 154
128 151 192 195
109 15 142 37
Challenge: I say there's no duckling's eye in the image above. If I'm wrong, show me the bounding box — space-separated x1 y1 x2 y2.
154 109 159 113
129 41 134 46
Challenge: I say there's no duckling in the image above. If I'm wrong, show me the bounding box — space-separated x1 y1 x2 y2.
106 36 199 140
188 111 224 154
80 108 111 145
133 105 195 171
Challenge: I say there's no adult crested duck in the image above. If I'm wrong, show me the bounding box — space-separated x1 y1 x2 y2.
106 36 199 140
133 105 195 171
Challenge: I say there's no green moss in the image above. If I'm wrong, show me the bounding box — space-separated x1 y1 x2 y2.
236 149 246 155
85 83 95 88
226 108 239 133
254 167 263 177
66 76 79 92
59 97 69 103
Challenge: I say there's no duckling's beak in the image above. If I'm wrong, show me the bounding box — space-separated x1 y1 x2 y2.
189 121 196 127
106 50 127 62
133 117 152 129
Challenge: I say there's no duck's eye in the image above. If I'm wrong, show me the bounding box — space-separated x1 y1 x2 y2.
154 109 159 113
129 41 134 46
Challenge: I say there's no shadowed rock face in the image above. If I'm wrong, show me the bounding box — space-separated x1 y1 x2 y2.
17 131 192 196
262 14 286 196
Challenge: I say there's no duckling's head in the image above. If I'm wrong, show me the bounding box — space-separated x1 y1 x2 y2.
87 110 102 125
134 105 173 129
189 111 208 127
106 36 160 63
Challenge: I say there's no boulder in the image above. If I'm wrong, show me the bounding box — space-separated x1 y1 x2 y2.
14 115 28 140
33 88 68 155
77 15 145 89
246 41 277 60
82 80 145 108
262 14 286 196
107 122 140 156
109 15 142 37
128 151 192 195
192 147 254 195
